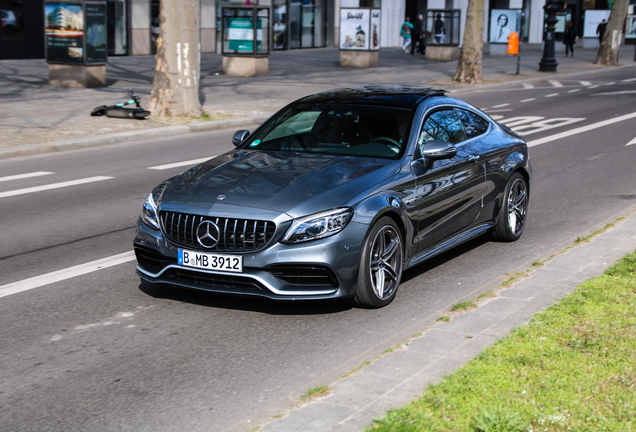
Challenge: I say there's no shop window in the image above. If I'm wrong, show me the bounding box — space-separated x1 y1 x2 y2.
1 0 24 40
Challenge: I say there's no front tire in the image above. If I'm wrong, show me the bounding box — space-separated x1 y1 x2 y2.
354 217 404 308
491 172 528 242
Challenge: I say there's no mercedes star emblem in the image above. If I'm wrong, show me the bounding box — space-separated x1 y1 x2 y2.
196 220 220 248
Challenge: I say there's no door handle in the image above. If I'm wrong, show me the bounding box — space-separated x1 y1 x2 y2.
468 154 480 162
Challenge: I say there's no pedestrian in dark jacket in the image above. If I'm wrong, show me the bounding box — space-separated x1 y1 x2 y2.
563 21 576 57
411 14 424 55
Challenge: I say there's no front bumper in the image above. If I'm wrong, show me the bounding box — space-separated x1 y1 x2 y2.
133 217 368 301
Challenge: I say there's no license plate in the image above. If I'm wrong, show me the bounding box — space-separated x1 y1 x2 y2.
178 249 243 273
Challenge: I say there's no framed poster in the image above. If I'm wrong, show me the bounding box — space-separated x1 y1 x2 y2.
370 9 380 50
45 2 84 63
583 10 611 38
626 15 636 39
85 3 107 63
490 9 520 44
339 8 369 49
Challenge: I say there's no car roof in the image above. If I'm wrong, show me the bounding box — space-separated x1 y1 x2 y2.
298 85 448 109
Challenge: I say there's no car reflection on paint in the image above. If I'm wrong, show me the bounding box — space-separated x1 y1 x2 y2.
134 85 531 308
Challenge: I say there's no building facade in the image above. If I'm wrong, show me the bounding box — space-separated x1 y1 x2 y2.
0 0 632 60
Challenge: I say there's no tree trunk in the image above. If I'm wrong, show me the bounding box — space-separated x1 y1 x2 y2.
595 0 629 66
454 0 485 84
148 0 202 118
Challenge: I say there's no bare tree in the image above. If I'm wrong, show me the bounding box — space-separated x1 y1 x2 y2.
454 0 485 84
595 0 629 66
148 0 203 118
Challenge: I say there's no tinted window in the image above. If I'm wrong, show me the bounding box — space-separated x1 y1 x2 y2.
456 109 489 139
247 103 412 159
417 109 467 150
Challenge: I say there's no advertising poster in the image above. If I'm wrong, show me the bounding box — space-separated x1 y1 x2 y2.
626 15 636 39
228 17 262 52
86 3 107 63
45 2 84 63
370 9 380 50
490 9 520 43
339 8 369 50
583 10 611 38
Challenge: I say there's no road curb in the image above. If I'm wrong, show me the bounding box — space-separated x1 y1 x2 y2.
0 116 272 160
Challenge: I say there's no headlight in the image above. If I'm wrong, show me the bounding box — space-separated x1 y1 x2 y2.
141 193 160 230
282 208 353 244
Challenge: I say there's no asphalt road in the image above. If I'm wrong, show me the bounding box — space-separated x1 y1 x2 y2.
1 67 635 432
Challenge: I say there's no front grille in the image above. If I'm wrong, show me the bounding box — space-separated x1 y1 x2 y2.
268 265 339 288
165 268 266 293
160 211 276 252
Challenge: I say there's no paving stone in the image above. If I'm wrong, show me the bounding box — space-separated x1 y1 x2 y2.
260 402 358 432
436 311 503 334
327 372 402 408
395 357 469 392
338 388 422 431
407 328 470 355
361 349 438 381
481 312 533 337
472 297 528 316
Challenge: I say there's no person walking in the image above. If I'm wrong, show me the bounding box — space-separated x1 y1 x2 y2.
401 17 413 52
411 14 424 55
434 13 445 43
563 21 576 57
596 19 607 43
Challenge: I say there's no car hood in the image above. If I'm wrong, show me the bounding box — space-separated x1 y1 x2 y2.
159 150 400 218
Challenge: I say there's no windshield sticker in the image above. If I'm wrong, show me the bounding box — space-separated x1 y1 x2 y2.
250 140 261 147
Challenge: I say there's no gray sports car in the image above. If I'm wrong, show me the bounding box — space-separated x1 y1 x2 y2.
134 85 530 308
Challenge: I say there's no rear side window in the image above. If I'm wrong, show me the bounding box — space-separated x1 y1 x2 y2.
418 109 467 149
456 109 489 139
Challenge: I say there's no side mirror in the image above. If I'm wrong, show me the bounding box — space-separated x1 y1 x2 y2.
232 130 250 146
421 140 457 160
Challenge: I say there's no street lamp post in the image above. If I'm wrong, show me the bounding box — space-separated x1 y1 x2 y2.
539 0 560 72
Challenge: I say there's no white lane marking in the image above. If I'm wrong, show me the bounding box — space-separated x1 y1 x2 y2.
148 157 213 170
588 85 599 89
514 118 586 136
483 109 514 113
621 77 636 82
568 89 580 93
520 98 535 102
605 82 616 85
579 81 592 86
545 93 559 98
548 80 563 88
0 251 136 299
627 137 636 146
0 176 113 199
591 90 636 96
527 111 636 147
492 103 510 108
522 83 534 89
0 171 53 183
500 116 545 127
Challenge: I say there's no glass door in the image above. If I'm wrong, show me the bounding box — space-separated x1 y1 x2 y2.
107 0 128 55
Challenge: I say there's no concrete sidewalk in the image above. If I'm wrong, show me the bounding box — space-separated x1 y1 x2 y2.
231 205 636 432
1 44 634 159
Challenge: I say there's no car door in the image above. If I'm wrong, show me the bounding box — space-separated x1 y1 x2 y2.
413 108 485 251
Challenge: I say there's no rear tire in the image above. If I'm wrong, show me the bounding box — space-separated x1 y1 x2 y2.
133 110 151 119
90 106 107 116
353 217 403 308
491 172 528 242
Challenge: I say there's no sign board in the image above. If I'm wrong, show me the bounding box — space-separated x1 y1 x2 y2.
45 2 84 63
583 10 611 38
626 15 636 39
339 8 380 50
228 17 263 52
490 9 521 44
85 3 107 62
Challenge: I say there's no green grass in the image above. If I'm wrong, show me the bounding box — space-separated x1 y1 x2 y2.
367 250 636 432
301 385 331 401
451 301 477 311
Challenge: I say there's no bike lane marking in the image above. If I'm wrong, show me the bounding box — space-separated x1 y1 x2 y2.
0 176 113 199
0 172 54 183
0 251 136 299
148 157 214 170
527 111 636 147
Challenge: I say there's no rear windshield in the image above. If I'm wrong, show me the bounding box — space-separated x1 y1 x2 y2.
245 102 413 159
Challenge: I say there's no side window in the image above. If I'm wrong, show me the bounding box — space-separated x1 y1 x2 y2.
417 109 467 151
456 109 489 139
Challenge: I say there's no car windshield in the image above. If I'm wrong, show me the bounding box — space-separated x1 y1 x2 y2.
245 102 413 159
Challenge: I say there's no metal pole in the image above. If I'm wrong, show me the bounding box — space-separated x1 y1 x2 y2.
517 41 521 74
539 0 559 72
